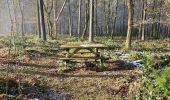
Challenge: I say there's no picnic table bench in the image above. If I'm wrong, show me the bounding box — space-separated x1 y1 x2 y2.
59 44 109 67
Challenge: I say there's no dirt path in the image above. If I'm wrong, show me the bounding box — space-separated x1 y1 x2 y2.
0 59 140 100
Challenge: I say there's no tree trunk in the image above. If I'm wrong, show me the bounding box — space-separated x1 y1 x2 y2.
18 0 24 37
78 0 82 38
55 0 67 24
138 0 142 38
89 0 94 42
141 0 147 41
68 0 72 37
95 0 98 36
82 0 90 40
39 0 46 41
44 1 54 39
112 0 118 39
122 0 126 37
53 0 57 38
107 0 111 35
104 0 106 35
125 0 133 49
37 0 41 38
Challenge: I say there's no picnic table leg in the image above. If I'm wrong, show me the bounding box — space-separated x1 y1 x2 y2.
64 60 69 67
100 49 104 57
96 48 98 54
65 49 70 67
100 58 104 67
95 48 99 62
100 49 104 67
66 49 69 58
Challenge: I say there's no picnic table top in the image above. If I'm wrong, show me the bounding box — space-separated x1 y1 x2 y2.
60 44 108 49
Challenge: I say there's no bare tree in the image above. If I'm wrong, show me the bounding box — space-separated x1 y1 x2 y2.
82 0 90 40
89 0 94 42
53 0 57 37
55 0 67 24
68 0 72 36
112 0 118 39
38 0 46 41
141 0 147 41
125 0 133 49
44 0 53 39
37 0 41 38
18 0 24 37
78 0 82 38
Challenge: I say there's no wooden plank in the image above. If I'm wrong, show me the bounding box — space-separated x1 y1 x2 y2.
57 56 110 60
58 57 102 60
60 46 107 49
60 44 108 49
62 51 100 54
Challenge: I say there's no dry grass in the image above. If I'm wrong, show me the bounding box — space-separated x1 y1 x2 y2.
0 37 169 99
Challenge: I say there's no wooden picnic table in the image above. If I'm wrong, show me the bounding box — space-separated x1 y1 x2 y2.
59 44 109 67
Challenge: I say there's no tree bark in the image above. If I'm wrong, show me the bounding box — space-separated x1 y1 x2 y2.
78 0 82 38
68 0 72 37
89 0 94 42
82 0 90 40
55 0 67 24
112 0 118 39
18 0 24 37
53 0 57 37
125 0 133 49
37 0 41 38
141 0 147 41
44 0 53 39
39 0 46 41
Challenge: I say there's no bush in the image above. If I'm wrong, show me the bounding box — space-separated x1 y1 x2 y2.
137 76 167 100
102 39 121 50
0 36 25 55
133 64 170 99
131 53 170 99
157 67 170 96
0 36 12 47
135 53 154 72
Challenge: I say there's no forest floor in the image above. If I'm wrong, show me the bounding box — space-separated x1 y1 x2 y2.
0 36 169 99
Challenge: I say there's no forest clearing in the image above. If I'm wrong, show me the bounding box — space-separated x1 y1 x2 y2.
0 0 170 100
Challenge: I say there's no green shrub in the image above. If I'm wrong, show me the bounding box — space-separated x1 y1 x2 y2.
137 76 167 100
0 36 12 47
131 54 170 99
128 51 144 60
133 64 170 99
140 53 154 72
102 39 120 50
157 67 170 96
0 36 26 55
